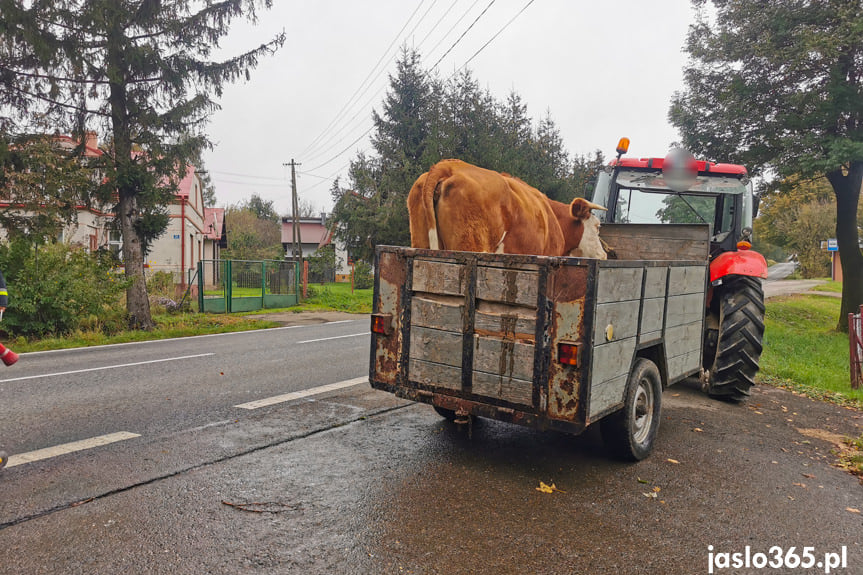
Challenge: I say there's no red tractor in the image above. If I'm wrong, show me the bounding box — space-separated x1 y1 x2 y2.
591 139 767 401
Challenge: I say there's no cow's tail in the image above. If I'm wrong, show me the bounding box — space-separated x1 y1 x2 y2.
408 160 457 250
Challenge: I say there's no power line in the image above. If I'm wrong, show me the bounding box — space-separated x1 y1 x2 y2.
299 1 428 160
430 0 497 71
457 0 536 73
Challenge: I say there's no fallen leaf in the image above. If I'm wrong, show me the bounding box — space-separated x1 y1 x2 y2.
667 458 680 464
754 411 763 415
793 483 807 488
802 473 815 479
693 428 703 432
653 486 661 493
536 482 554 494
643 492 657 498
847 507 861 514
536 482 566 494
637 478 649 484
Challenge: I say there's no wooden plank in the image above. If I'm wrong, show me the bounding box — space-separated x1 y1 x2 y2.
643 267 668 299
594 300 640 343
668 265 706 295
590 337 637 386
409 327 462 367
473 336 535 382
412 259 467 296
589 374 628 418
472 371 534 405
596 267 643 303
600 223 709 261
665 293 705 327
641 297 665 336
409 359 462 391
476 266 538 307
474 301 536 342
411 296 464 332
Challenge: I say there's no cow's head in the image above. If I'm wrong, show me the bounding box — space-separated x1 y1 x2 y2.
568 197 607 259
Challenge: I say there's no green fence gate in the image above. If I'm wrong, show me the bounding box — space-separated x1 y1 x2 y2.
198 259 299 313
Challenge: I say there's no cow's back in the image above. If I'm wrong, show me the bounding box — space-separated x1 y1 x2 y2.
407 159 563 255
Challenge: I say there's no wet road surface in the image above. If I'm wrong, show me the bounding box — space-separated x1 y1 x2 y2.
0 377 860 574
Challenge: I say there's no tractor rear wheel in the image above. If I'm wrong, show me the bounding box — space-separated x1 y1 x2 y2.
703 276 765 401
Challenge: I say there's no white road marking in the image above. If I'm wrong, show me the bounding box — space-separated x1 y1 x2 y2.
0 353 215 384
297 333 368 344
234 376 368 410
6 431 141 468
19 319 365 356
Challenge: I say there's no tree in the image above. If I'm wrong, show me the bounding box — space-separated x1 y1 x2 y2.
755 176 836 277
669 0 863 331
242 193 279 222
331 48 587 261
222 206 281 261
0 135 98 242
0 1 284 329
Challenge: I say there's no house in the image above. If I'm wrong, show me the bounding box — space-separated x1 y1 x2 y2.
0 133 226 289
281 214 351 282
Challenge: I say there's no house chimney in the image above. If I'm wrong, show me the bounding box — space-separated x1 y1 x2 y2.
85 131 98 150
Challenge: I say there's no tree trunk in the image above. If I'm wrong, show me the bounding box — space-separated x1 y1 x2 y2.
827 162 863 333
107 16 154 331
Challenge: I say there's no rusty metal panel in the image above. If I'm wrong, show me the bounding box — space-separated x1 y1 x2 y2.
546 264 590 421
372 250 407 386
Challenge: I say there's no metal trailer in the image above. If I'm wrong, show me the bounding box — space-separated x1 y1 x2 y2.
369 224 710 460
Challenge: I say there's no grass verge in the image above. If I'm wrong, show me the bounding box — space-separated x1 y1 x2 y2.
759 293 863 408
10 313 280 353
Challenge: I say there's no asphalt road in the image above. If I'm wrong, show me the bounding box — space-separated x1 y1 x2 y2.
0 284 860 574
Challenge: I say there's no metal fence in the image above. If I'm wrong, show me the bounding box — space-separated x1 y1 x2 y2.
850 305 863 390
198 259 299 313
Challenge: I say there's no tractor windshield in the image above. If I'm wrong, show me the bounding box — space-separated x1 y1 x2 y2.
610 169 748 238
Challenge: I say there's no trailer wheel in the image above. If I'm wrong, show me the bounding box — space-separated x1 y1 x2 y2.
600 358 662 461
704 276 765 401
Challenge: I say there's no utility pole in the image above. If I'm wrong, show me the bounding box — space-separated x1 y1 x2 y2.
283 159 303 260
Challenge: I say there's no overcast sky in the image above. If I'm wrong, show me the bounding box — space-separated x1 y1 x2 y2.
202 0 697 216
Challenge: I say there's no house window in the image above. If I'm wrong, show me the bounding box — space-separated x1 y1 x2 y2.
108 230 123 259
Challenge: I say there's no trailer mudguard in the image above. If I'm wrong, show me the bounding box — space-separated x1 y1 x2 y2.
709 249 768 283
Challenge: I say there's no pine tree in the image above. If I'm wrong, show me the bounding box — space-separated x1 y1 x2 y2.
0 0 283 329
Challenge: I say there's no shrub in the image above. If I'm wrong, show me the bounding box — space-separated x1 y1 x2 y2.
0 240 130 337
353 260 374 290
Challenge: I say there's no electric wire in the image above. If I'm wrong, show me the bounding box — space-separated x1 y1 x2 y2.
299 1 428 160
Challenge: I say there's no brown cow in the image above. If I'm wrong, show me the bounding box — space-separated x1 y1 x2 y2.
407 159 607 258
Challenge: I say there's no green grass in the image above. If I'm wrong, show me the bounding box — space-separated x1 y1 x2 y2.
759 294 863 408
287 282 373 313
9 313 280 353
813 280 842 293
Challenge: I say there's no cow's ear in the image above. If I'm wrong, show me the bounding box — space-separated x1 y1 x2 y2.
570 198 606 219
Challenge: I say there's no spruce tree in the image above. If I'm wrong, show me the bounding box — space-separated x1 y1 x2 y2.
0 0 283 329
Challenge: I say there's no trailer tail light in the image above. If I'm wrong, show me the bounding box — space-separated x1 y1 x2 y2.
371 313 393 336
558 342 579 366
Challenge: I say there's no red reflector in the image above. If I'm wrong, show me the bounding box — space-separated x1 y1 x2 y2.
558 343 579 366
371 314 392 335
